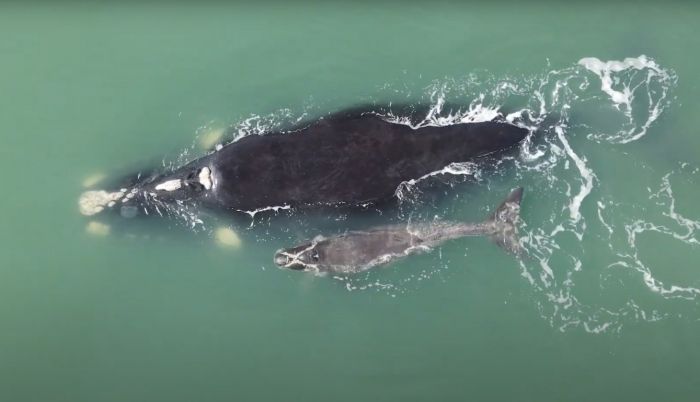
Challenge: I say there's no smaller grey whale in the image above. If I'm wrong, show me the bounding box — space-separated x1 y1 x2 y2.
274 187 524 274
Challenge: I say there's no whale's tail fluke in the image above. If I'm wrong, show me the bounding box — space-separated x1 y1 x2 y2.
487 187 524 256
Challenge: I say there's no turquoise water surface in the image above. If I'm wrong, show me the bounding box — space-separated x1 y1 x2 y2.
1 3 700 401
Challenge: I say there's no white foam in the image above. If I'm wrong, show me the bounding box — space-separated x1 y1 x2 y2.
579 57 643 105
654 173 700 243
394 162 479 202
555 126 595 223
611 173 700 300
578 55 676 143
238 204 292 220
381 92 501 129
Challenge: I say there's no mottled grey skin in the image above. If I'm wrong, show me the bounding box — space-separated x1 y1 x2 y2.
274 188 524 274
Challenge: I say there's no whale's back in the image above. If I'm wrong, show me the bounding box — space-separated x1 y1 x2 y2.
210 113 528 211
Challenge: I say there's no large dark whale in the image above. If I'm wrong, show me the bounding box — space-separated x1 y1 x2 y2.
79 107 528 218
274 187 524 274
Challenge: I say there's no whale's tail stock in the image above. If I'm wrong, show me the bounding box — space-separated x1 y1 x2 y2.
486 187 524 256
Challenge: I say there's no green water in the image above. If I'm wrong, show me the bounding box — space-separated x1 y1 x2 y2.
2 3 700 401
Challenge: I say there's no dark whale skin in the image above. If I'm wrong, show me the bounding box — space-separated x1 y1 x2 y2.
87 108 529 217
207 112 528 211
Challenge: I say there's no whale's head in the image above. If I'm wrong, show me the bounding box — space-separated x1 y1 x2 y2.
274 240 324 272
78 166 214 219
78 188 142 218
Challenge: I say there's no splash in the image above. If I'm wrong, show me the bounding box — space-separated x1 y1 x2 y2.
609 171 700 300
160 55 689 334
554 125 595 223
578 56 676 143
395 161 482 203
508 56 690 333
381 91 501 128
341 55 687 334
238 205 293 226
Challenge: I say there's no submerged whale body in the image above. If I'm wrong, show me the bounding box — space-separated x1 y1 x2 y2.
274 187 524 274
79 107 529 218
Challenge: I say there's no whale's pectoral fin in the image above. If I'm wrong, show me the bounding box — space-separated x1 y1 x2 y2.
487 187 524 256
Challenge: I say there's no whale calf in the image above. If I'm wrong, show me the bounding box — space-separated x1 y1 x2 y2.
274 187 524 274
79 107 528 218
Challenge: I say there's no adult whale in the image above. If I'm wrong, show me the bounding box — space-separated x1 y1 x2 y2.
79 107 528 218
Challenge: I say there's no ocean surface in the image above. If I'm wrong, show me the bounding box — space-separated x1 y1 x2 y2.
2 3 700 401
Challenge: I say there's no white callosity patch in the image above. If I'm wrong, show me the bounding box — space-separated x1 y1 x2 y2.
154 179 182 192
199 167 212 190
78 190 126 216
276 241 320 272
122 188 138 202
